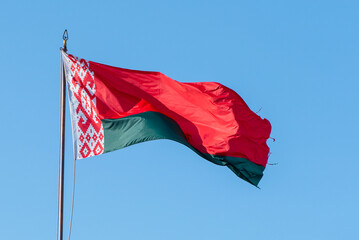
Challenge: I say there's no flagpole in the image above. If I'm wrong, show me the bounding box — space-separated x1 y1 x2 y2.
57 29 68 240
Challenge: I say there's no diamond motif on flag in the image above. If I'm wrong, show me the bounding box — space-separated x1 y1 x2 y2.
80 143 91 158
63 52 104 159
94 142 104 155
99 132 104 141
86 134 91 142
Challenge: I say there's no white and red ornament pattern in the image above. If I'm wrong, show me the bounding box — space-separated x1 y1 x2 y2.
62 52 104 159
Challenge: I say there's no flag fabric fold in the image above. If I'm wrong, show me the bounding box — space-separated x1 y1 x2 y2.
62 51 271 186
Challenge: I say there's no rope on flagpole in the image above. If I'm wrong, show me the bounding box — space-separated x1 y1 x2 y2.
68 158 77 240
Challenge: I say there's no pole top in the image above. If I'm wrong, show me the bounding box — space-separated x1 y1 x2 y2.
62 29 68 53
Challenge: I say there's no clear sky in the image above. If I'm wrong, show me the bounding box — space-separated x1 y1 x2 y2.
0 0 358 239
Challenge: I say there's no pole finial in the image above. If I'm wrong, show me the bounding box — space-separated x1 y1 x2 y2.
62 29 68 53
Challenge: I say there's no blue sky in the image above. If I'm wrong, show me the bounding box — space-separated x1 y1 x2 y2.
1 0 358 239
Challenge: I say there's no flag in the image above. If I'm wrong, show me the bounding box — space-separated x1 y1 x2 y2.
62 51 272 186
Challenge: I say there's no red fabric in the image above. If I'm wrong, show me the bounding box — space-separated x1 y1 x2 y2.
89 60 271 166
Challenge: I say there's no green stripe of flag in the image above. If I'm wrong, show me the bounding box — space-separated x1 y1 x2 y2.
102 111 265 186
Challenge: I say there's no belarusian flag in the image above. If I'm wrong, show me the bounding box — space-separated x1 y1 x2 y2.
62 51 272 186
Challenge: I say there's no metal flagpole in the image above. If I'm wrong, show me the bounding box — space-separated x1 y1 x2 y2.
57 29 68 240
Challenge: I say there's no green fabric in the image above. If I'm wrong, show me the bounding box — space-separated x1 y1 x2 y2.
102 111 265 186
